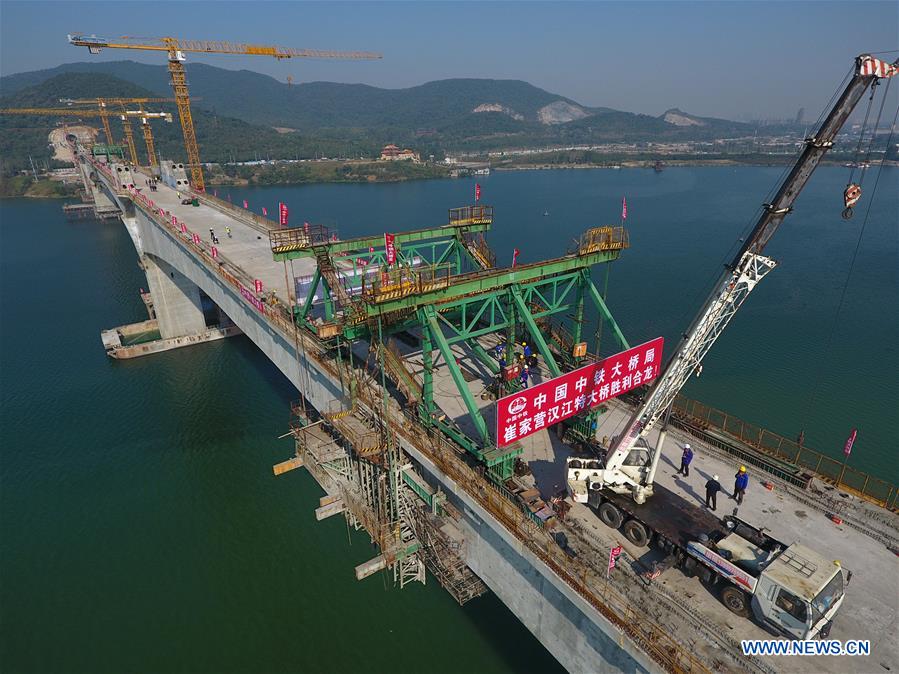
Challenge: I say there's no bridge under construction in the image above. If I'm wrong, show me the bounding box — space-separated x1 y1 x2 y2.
66 140 899 674
51 42 899 673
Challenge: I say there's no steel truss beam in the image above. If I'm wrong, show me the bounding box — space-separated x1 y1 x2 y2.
273 222 491 261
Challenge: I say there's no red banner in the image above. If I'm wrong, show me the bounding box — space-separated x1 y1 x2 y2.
844 428 857 457
254 279 263 294
180 223 187 234
240 284 265 313
495 337 664 447
475 183 481 203
192 233 200 245
279 202 289 228
385 233 396 265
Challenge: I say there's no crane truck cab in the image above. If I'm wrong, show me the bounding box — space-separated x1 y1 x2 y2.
689 516 847 640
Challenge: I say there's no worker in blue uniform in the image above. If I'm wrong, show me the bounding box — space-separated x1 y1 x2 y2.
733 466 749 504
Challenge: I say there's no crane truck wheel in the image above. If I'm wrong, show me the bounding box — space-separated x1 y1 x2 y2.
598 502 623 529
721 585 750 617
623 519 650 547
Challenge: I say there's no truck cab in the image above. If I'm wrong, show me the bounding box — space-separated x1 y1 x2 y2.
690 517 847 640
752 544 846 640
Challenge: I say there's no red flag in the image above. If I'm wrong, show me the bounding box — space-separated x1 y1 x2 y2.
621 196 628 221
262 206 268 216
607 545 623 577
475 183 481 203
211 246 218 259
279 202 289 228
844 428 857 457
385 233 396 265
243 199 248 209
512 248 521 268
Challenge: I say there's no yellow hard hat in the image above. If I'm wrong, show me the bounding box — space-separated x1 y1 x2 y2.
739 465 746 472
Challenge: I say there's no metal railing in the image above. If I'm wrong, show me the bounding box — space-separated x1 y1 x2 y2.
360 262 453 302
449 204 493 226
673 394 898 511
578 226 629 255
269 224 334 254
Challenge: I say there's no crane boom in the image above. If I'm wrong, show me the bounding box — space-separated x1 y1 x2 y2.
67 35 382 60
1 107 172 166
0 108 172 119
587 54 898 504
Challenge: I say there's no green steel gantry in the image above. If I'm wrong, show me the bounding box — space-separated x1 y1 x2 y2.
272 206 631 480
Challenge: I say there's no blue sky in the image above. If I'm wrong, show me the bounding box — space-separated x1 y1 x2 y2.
1 1 896 120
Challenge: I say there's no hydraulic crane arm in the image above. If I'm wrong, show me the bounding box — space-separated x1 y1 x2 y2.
594 54 898 503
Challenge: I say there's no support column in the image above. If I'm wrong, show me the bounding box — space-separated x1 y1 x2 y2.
143 254 208 339
510 286 561 377
585 271 630 352
419 318 435 424
572 278 586 362
424 305 490 447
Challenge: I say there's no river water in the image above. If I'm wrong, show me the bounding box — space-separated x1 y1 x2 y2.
1 166 895 672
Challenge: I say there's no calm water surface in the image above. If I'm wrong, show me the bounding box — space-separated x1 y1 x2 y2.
1 166 896 672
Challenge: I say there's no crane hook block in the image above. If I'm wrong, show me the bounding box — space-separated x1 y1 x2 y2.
842 184 862 219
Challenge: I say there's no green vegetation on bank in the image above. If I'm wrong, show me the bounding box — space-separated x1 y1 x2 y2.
209 160 450 186
0 174 78 198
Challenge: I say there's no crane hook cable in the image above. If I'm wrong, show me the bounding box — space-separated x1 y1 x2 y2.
798 99 899 438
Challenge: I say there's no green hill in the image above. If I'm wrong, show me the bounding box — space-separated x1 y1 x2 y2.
1 62 755 145
1 63 768 173
0 72 377 173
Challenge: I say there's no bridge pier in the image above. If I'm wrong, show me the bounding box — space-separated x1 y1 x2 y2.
142 254 210 339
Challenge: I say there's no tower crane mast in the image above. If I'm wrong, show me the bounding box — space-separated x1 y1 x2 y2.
68 34 382 192
0 107 172 166
573 54 898 504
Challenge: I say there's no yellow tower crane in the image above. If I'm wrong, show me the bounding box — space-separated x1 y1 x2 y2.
67 35 382 192
0 107 172 166
60 97 181 154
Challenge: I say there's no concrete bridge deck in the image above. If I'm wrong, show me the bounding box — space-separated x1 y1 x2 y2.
83 152 899 674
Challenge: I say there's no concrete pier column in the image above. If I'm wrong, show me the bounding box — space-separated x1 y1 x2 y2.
143 254 208 339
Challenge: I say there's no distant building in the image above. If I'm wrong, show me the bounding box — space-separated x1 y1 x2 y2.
380 144 420 162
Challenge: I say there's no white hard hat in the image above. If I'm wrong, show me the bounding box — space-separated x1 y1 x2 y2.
713 475 719 481
684 443 691 449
